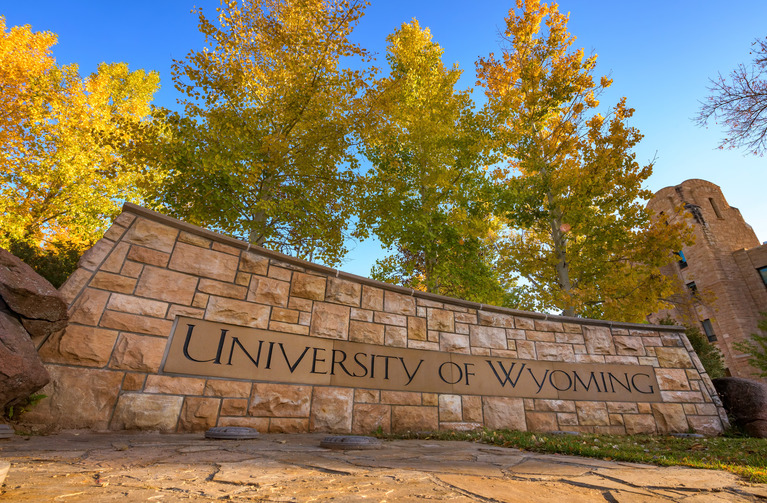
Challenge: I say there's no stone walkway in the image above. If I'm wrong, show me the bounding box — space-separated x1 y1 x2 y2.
1 432 766 502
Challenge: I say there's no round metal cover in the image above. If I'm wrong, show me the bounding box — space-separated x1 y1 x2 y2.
204 426 260 440
320 435 382 450
0 424 13 439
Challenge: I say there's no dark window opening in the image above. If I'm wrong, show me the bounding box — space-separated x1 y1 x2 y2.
686 281 698 296
675 250 688 269
709 198 723 219
758 266 767 288
701 319 717 342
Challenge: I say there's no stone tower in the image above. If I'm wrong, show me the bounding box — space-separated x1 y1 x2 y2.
647 179 767 378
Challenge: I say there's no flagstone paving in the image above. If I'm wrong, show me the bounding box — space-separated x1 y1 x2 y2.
0 432 765 501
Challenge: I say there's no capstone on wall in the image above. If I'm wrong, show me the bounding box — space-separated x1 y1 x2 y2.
23 204 729 435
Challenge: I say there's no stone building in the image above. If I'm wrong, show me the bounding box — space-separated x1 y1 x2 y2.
647 179 767 378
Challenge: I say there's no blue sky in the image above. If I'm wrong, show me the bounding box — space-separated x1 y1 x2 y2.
4 1 765 276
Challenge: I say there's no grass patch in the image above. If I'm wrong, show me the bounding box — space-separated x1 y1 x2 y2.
374 429 767 483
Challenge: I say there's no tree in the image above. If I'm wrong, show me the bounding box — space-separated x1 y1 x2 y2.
477 0 690 322
0 17 160 251
696 37 767 156
140 0 374 266
734 313 767 377
361 20 506 304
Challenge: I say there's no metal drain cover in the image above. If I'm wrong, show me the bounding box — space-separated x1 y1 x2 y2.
204 426 260 440
320 435 382 450
0 424 13 439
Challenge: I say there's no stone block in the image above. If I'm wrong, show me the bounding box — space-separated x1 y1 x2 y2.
235 271 250 286
106 293 168 318
391 405 438 432
455 313 477 324
122 373 146 391
145 375 206 395
534 320 564 332
100 242 130 273
381 391 421 405
687 415 724 436
89 272 137 294
310 302 350 340
68 288 110 325
123 218 179 253
514 317 535 330
168 242 238 282
351 308 373 322
197 279 247 300
109 333 166 372
655 347 693 368
310 387 353 433
427 308 454 332
20 366 123 430
462 395 482 423
349 320 384 345
178 231 212 248
526 330 556 342
269 321 309 335
220 398 248 416
652 403 688 433
422 393 438 406
440 333 470 354
77 238 115 271
562 323 583 334
352 403 391 434
407 316 427 341
111 393 184 431
613 335 646 356
525 411 556 432
516 340 536 360
557 413 579 426
408 340 439 351
624 414 657 435
354 389 379 403
439 395 462 422
583 325 615 354
374 312 407 326
271 307 299 324
384 291 416 315
127 246 170 267
100 310 173 337
555 331 585 344
103 222 129 242
59 268 94 305
268 266 293 282
239 251 269 275
120 261 143 278
204 379 252 398
39 324 118 367
178 397 220 432
325 277 361 306
661 333 683 347
361 286 384 311
534 399 575 413
606 402 639 414
167 305 205 319
269 418 309 433
290 272 326 301
205 296 270 329
535 342 575 362
135 266 198 305
469 325 507 349
477 311 514 328
655 368 691 391
212 241 240 255
483 397 526 431
248 277 290 307
249 383 311 417
385 326 408 347
575 401 610 426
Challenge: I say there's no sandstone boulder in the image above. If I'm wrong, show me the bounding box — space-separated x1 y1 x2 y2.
713 377 767 438
0 248 67 342
0 311 50 410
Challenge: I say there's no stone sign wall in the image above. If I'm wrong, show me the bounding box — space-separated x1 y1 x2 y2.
22 204 729 435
